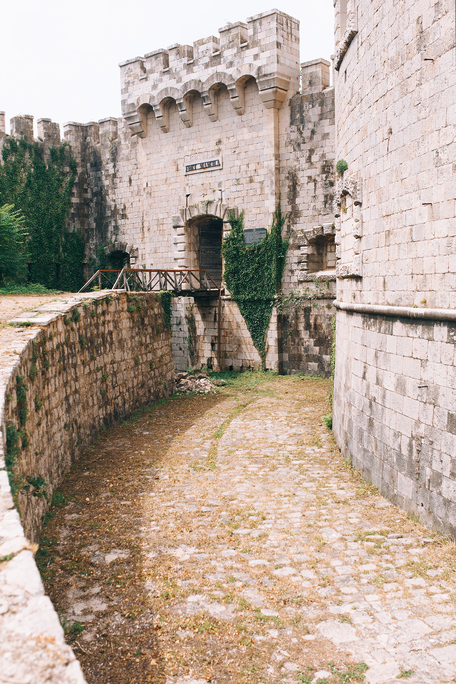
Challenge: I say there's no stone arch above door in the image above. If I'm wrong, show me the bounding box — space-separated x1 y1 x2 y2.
104 241 139 267
172 202 238 274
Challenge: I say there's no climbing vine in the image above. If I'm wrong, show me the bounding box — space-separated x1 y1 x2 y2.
158 291 173 331
222 204 288 369
0 136 83 291
0 204 29 286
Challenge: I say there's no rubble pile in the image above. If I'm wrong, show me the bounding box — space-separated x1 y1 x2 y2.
174 371 226 395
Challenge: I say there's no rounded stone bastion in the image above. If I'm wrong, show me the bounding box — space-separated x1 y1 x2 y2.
0 290 174 683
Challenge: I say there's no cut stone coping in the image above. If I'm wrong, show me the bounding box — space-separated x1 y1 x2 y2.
335 300 456 322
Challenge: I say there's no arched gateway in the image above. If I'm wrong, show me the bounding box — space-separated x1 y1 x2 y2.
172 200 234 283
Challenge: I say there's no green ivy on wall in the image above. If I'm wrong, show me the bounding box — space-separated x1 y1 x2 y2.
0 204 29 286
158 291 173 331
0 136 84 291
222 204 288 369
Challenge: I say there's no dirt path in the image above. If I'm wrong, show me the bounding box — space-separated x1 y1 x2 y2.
38 375 456 684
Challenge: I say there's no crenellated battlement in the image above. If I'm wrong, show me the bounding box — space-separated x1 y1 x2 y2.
0 113 62 147
120 9 300 137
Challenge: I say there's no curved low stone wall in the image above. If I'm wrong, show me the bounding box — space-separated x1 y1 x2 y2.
0 291 174 683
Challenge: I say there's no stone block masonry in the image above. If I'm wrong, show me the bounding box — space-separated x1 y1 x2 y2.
0 291 174 683
278 295 335 377
333 304 456 538
332 0 456 539
171 296 279 372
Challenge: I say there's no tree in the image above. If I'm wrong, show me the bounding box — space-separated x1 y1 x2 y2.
0 204 29 285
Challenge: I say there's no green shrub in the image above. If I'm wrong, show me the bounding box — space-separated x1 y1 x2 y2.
336 159 348 175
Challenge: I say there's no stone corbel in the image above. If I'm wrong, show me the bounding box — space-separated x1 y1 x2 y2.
228 82 245 116
201 90 218 122
337 256 361 278
257 74 291 110
153 103 170 133
124 110 146 138
176 94 193 128
334 170 362 208
258 87 288 109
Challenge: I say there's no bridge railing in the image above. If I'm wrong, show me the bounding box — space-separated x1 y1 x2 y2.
79 268 221 294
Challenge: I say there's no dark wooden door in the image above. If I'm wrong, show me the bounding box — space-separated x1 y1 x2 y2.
198 217 223 284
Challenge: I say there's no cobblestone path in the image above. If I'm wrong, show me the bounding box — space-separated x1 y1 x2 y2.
39 375 456 684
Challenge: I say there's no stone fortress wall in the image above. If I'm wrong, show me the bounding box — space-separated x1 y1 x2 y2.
1 1 456 679
0 292 174 682
2 3 456 537
332 0 456 535
1 9 336 374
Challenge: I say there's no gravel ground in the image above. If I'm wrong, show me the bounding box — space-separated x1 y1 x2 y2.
38 374 456 684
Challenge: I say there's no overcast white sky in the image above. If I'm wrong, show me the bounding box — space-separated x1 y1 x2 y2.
1 0 334 133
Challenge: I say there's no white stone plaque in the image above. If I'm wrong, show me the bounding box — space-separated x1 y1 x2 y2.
185 157 222 175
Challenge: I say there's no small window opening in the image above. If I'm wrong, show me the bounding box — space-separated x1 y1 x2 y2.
308 235 336 273
325 236 336 270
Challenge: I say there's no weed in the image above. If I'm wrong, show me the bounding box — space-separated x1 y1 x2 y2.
65 621 85 640
16 375 28 426
0 553 14 563
336 159 348 174
213 425 226 439
297 674 312 683
396 668 414 679
0 284 61 295
207 443 218 469
322 413 332 429
329 660 369 682
71 309 81 323
51 490 67 507
406 560 431 577
23 476 48 499
8 321 35 327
